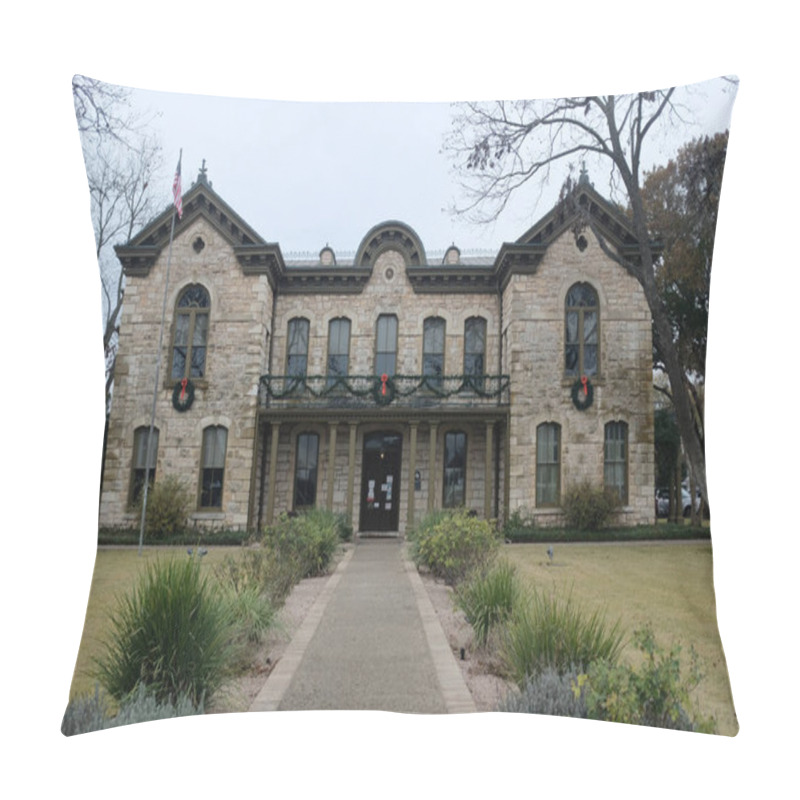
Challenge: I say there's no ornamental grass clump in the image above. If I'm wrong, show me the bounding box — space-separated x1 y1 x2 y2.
409 509 501 585
262 509 341 581
500 587 625 687
94 556 234 706
455 559 522 648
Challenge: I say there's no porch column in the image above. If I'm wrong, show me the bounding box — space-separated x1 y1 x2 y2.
265 421 281 525
346 422 358 524
484 420 494 520
427 422 439 513
326 422 338 510
407 422 418 531
503 418 510 524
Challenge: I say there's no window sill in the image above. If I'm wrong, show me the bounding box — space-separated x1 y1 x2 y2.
192 511 225 521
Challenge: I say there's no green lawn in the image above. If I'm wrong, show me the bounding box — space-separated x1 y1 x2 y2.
502 541 738 735
67 547 236 703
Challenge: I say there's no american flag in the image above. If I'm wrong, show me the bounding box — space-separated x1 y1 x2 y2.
172 154 183 219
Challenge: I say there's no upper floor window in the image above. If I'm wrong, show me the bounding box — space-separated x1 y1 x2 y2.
199 425 227 509
327 317 351 386
171 284 210 381
536 422 561 507
464 316 486 390
294 432 319 509
287 317 310 377
443 431 467 508
375 315 398 377
565 282 598 377
604 421 628 504
423 316 445 389
130 426 158 507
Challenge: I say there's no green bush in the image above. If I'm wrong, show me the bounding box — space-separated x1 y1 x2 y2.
576 626 716 733
262 509 342 580
215 545 301 607
502 507 537 542
561 481 622 531
498 668 587 718
94 556 234 706
455 559 521 648
409 509 501 586
61 684 203 736
500 588 624 687
135 475 193 540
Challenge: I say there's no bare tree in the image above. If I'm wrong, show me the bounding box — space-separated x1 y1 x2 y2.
73 75 162 413
444 88 735 504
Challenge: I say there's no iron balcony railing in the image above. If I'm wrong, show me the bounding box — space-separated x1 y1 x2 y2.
258 373 510 410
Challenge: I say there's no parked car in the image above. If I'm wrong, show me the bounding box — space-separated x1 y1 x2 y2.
655 487 704 518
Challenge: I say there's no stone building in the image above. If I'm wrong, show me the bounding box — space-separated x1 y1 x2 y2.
99 167 655 535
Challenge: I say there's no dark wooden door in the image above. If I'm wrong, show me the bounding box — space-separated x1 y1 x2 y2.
359 432 402 532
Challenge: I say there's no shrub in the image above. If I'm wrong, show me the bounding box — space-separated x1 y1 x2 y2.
62 684 203 736
262 509 341 580
455 559 521 648
500 588 625 687
215 545 302 607
135 475 193 540
561 481 622 531
409 509 501 585
94 556 234 706
576 626 716 733
502 507 537 542
498 668 587 718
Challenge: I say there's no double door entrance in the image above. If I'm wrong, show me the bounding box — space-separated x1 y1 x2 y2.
359 432 402 533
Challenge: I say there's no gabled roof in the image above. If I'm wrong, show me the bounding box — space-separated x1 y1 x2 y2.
115 171 285 288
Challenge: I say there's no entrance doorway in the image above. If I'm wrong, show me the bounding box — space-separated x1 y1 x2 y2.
359 432 402 533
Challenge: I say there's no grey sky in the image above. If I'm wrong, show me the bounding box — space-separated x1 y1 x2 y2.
128 76 736 258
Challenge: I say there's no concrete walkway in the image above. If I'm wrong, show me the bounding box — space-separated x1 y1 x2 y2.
249 538 476 714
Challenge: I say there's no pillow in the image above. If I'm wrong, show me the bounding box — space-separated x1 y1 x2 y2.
63 76 737 739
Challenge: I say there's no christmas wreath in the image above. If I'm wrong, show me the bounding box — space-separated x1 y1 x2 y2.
172 377 196 412
571 376 594 411
373 374 396 405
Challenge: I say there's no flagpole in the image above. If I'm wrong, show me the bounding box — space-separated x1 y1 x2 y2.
138 149 183 556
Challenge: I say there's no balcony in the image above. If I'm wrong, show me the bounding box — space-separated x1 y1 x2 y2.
258 373 510 411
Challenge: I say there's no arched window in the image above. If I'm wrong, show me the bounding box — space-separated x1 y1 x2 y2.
294 432 320 509
536 422 561 507
327 317 351 386
605 421 628 504
171 284 210 380
199 425 227 509
375 315 398 377
130 426 158 506
464 316 486 391
443 431 467 508
565 282 599 377
423 316 445 389
287 317 310 377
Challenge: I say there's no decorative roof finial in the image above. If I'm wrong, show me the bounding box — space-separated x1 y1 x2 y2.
198 159 208 184
578 161 592 187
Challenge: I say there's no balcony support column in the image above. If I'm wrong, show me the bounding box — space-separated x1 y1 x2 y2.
484 420 494 520
427 422 439 513
346 422 357 524
407 422 418 532
265 421 280 525
326 422 338 511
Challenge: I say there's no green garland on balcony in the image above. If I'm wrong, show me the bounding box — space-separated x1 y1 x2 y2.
260 374 509 403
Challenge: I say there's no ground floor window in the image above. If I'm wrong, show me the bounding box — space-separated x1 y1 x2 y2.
294 432 319 509
443 431 467 508
200 426 228 509
536 422 560 506
604 420 628 504
130 426 158 506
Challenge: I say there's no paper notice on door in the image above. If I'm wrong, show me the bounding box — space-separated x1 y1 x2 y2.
387 475 393 485
385 503 392 510
367 480 375 503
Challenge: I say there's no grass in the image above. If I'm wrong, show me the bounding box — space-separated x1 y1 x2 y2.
502 541 737 735
67 547 236 702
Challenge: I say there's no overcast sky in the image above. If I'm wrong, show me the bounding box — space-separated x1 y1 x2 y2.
125 76 737 257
